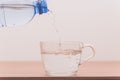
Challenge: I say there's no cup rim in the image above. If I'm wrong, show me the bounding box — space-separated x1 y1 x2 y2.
40 41 82 43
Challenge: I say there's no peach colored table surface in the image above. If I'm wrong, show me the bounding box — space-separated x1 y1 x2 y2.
0 61 120 77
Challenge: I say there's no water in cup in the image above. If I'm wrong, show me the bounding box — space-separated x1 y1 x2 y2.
42 49 82 76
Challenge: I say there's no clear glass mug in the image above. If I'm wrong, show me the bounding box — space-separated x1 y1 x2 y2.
40 41 95 76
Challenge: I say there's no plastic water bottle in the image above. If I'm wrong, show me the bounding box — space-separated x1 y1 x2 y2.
0 0 49 27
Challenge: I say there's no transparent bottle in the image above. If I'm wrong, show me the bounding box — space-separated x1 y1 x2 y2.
0 0 49 27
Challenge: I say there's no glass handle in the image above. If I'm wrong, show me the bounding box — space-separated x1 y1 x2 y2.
81 43 95 63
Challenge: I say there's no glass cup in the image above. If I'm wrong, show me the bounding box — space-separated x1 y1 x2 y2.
40 41 95 76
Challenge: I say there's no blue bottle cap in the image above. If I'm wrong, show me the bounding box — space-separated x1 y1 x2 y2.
34 0 49 14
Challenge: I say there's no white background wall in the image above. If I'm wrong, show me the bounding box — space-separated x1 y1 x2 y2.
0 0 120 61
